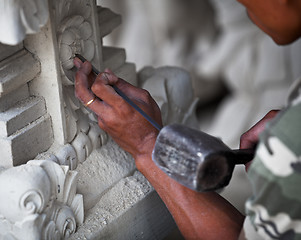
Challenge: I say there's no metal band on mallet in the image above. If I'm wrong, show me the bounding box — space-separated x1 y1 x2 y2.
75 54 162 131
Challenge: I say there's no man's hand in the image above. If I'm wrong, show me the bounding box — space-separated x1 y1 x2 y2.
240 110 279 170
73 58 245 240
74 58 162 161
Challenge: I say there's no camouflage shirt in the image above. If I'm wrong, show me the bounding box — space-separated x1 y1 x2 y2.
242 78 301 240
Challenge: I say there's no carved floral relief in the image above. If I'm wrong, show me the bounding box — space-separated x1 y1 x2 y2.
53 0 107 169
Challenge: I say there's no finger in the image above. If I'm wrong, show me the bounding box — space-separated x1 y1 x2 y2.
115 77 151 103
103 69 139 95
75 69 108 115
103 69 148 101
75 70 95 103
74 61 95 96
240 110 279 149
91 73 122 106
74 57 83 69
240 129 259 150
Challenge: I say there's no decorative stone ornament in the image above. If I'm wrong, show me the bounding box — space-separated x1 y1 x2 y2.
0 0 182 238
0 0 49 45
0 160 84 239
54 0 108 166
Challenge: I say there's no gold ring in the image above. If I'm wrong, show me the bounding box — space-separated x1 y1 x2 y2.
84 96 96 107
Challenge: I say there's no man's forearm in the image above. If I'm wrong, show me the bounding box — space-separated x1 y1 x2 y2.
136 148 244 240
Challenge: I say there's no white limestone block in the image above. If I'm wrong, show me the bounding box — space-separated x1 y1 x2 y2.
0 84 29 112
0 115 53 167
139 66 198 127
0 0 49 45
0 50 40 96
0 160 83 239
103 46 126 71
0 43 23 61
114 62 137 86
0 96 46 137
97 6 122 37
71 171 177 240
75 138 136 210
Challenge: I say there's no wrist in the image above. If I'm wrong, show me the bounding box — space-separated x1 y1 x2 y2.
134 132 158 170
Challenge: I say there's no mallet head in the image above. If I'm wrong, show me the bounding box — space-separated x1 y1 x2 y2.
152 124 236 192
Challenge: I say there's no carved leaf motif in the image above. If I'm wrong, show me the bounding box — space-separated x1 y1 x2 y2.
88 123 108 149
65 105 78 143
56 144 78 170
76 109 90 133
62 171 78 205
43 221 60 240
70 194 84 224
71 132 93 163
52 204 76 238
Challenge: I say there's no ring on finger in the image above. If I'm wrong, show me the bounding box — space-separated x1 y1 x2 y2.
84 96 96 107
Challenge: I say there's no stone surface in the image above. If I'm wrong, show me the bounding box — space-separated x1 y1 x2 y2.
103 46 126 71
0 160 83 239
0 49 40 97
97 7 122 38
114 62 137 86
76 138 136 210
0 84 29 112
0 0 49 45
139 66 199 127
0 115 53 167
0 43 23 61
0 96 46 137
71 171 177 240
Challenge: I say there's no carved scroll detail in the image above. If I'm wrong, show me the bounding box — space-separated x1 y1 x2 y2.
0 160 84 239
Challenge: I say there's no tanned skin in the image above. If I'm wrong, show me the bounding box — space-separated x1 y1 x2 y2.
74 0 301 238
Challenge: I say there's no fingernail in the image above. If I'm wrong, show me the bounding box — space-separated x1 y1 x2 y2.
74 58 82 69
101 72 109 83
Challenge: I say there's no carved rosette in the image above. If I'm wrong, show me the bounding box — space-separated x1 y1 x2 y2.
0 160 84 239
54 0 107 169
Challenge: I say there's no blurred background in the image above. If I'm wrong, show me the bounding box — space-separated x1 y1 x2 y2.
98 0 301 224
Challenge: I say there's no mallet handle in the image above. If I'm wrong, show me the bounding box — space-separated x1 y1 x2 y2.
230 149 255 165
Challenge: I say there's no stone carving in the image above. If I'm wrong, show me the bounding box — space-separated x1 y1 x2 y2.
55 0 108 167
0 0 49 45
58 15 95 85
0 160 84 239
138 66 200 128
